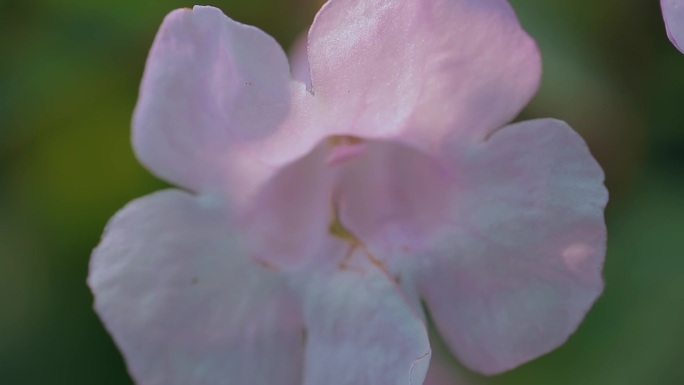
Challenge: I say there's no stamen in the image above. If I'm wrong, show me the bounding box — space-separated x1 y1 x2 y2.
328 199 386 271
328 200 358 243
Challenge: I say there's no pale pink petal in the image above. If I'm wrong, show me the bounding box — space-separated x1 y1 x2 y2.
306 0 540 151
662 0 684 52
238 142 336 267
416 119 607 374
297 257 431 385
289 33 312 89
88 190 304 385
132 6 313 197
332 140 451 252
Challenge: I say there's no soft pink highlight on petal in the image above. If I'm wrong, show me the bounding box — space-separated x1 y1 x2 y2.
88 190 304 385
662 0 684 52
325 141 367 166
562 243 595 273
306 0 541 151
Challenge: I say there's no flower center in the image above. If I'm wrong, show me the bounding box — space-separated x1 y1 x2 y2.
325 135 367 166
328 199 387 272
241 136 449 271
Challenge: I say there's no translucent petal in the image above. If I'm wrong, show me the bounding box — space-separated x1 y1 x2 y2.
306 0 540 151
662 0 684 52
132 6 314 198
88 190 305 385
296 257 431 385
417 119 607 374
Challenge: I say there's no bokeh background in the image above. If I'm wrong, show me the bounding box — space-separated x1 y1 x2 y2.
1 0 683 384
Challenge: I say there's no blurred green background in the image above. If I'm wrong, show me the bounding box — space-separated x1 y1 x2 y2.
1 0 683 384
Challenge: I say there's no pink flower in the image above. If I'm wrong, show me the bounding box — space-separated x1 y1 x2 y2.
662 0 684 52
88 2 607 385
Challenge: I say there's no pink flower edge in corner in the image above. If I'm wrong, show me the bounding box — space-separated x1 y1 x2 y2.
88 1 608 385
662 0 684 52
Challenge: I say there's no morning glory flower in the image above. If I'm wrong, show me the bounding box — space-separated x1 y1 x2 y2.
88 1 607 385
662 0 684 52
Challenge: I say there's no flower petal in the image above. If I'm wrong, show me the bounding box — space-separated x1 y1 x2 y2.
88 190 304 385
662 0 684 52
297 258 431 385
132 6 313 196
417 119 607 374
289 33 312 90
306 0 540 150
